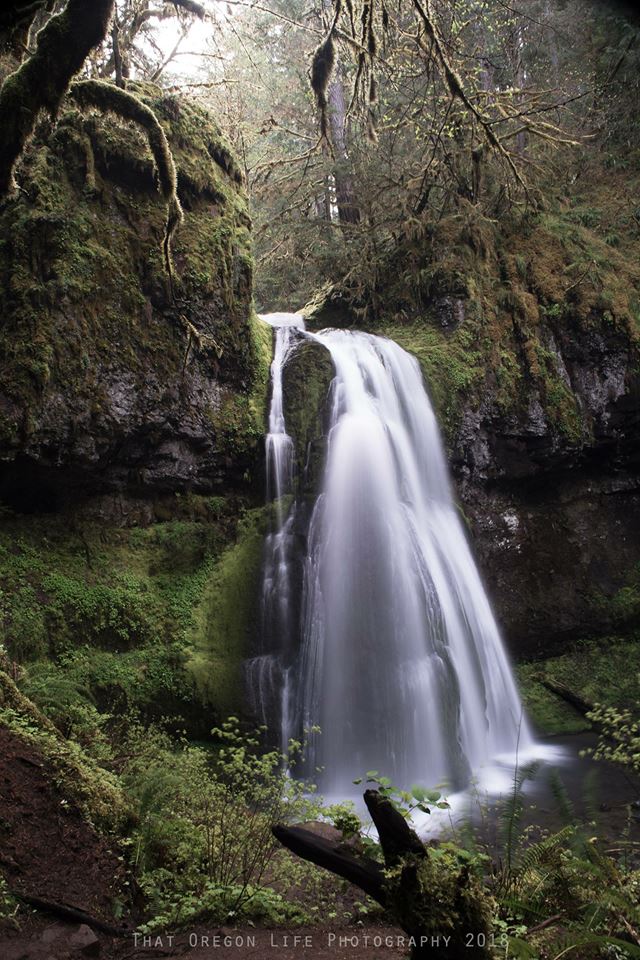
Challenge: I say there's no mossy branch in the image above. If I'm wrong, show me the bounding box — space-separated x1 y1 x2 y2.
410 0 530 200
69 79 183 278
0 1 48 55
311 0 344 145
0 0 115 196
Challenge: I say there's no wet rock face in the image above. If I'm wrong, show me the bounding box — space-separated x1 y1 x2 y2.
458 470 640 660
451 328 640 484
0 91 261 513
432 296 465 331
450 321 640 660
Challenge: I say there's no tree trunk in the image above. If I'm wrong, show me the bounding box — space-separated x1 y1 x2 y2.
273 789 494 959
0 0 116 196
327 68 360 224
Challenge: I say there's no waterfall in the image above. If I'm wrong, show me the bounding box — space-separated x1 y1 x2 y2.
245 312 304 753
250 315 533 795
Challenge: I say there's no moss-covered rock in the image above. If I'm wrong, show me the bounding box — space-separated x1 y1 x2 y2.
0 83 263 510
281 333 334 497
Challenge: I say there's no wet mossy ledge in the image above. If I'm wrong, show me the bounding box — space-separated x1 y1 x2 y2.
0 81 265 507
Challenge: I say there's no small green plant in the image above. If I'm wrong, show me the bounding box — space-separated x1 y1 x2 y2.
353 770 450 818
586 702 640 776
0 874 18 926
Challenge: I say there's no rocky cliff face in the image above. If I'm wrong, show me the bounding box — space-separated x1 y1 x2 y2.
452 318 640 658
0 85 268 520
305 203 640 660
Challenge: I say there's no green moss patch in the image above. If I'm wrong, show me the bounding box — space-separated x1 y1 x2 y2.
281 335 334 494
377 318 484 439
187 506 268 718
0 497 267 731
518 634 640 736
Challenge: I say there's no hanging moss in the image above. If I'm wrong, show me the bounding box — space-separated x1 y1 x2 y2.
69 79 182 276
311 34 336 142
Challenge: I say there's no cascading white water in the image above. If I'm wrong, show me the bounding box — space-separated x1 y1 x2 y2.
296 330 532 794
245 313 305 752
250 317 533 795
263 312 305 516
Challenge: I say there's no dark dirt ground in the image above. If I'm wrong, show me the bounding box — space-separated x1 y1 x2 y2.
1 920 411 960
0 727 128 925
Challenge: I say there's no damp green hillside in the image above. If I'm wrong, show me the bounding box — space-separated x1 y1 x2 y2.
187 506 268 717
0 668 128 831
518 631 640 736
0 498 267 735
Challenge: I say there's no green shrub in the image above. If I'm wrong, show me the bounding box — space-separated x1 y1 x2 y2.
2 584 47 662
121 718 322 930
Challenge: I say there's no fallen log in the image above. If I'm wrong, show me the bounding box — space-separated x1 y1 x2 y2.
14 892 130 937
537 676 595 716
273 789 494 959
272 824 387 905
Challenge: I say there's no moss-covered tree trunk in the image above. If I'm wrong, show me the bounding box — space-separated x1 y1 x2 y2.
0 0 115 195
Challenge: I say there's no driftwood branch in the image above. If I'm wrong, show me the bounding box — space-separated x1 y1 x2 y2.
273 789 494 960
272 789 426 908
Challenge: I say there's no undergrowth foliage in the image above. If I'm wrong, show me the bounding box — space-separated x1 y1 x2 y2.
299 761 640 959
2 653 640 952
120 718 332 931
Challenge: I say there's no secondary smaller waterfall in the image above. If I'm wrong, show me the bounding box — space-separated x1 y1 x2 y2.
262 313 304 518
245 313 304 752
249 316 533 796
